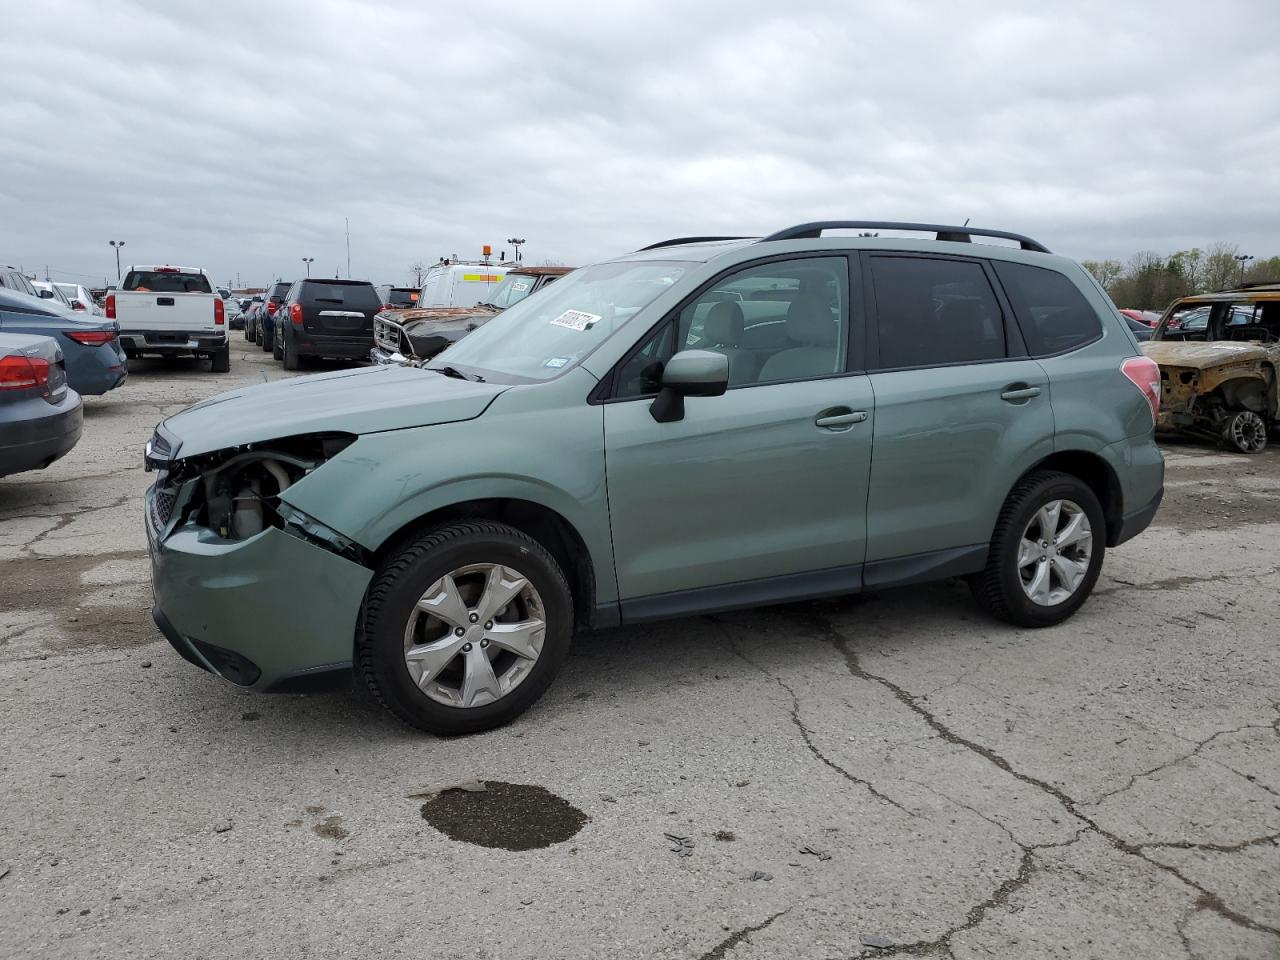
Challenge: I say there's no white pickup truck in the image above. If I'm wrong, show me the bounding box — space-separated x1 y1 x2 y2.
107 265 229 372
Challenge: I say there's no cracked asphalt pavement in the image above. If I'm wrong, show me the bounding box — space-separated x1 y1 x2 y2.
2 346 1278 959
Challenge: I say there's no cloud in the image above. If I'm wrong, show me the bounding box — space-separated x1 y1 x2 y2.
2 0 1278 288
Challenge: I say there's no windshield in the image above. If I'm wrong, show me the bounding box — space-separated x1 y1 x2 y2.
482 274 540 309
435 260 689 381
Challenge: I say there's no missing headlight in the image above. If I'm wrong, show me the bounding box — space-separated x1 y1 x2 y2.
166 432 356 540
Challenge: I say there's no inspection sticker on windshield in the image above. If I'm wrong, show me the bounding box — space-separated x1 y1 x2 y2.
543 356 571 369
549 309 600 331
512 282 529 292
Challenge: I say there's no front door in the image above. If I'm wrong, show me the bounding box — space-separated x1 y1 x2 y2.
602 255 875 611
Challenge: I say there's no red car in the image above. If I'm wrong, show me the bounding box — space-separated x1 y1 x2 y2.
1118 308 1161 327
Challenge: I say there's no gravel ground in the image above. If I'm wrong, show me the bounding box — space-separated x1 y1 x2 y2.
2 343 1278 960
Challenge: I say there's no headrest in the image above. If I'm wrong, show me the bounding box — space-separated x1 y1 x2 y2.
704 300 744 346
787 295 837 346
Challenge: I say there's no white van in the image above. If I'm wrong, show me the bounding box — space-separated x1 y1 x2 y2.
418 260 511 308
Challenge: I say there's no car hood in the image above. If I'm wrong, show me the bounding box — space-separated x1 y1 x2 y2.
1142 340 1275 370
379 304 499 326
161 364 508 458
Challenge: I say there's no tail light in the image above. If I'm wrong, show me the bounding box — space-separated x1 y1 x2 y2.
1121 356 1161 423
266 301 279 316
105 294 116 319
0 354 51 391
71 301 86 311
289 303 303 325
214 298 225 325
65 330 117 346
382 303 391 311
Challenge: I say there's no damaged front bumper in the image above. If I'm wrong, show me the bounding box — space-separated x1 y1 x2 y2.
145 483 372 692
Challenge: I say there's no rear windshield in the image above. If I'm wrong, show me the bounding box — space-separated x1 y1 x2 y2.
268 282 291 301
386 288 419 307
303 282 380 310
123 270 212 294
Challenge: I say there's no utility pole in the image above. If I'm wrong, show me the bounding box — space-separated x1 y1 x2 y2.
507 238 525 263
45 265 50 281
345 218 351 278
302 257 314 277
109 240 126 282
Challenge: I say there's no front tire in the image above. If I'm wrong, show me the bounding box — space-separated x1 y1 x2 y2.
261 324 273 353
272 330 284 361
970 470 1105 628
359 521 573 736
1222 410 1268 454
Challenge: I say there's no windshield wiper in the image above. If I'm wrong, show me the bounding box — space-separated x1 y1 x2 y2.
427 365 484 382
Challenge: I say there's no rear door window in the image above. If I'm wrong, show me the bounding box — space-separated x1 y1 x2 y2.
303 282 381 312
123 270 213 294
870 256 1007 368
993 261 1102 356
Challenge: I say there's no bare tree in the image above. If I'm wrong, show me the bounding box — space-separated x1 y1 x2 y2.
1081 258 1123 292
1202 241 1241 292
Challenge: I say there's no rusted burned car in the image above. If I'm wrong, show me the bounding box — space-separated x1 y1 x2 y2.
1142 282 1280 453
371 266 574 364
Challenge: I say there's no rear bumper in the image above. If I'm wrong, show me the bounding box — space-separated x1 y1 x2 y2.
64 339 128 396
121 330 227 355
0 391 83 477
1114 487 1163 546
291 331 373 359
145 485 371 690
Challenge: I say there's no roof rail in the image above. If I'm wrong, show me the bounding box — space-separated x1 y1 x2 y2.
758 221 1051 253
637 236 752 251
1222 279 1280 291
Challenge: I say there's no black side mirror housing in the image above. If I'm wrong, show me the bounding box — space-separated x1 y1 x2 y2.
650 350 729 423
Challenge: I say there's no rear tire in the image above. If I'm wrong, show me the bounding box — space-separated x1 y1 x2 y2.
261 325 273 353
969 470 1105 628
358 521 573 736
210 344 230 373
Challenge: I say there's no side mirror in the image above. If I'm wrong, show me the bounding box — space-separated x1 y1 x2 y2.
650 349 728 423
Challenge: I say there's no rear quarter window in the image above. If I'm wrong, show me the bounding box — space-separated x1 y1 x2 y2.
994 261 1102 357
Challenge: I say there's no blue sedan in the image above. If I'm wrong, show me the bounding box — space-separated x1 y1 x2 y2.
0 288 127 395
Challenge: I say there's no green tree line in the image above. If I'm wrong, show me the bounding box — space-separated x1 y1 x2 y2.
1082 243 1280 311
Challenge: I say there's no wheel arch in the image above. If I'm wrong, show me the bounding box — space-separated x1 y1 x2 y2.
370 497 601 629
1020 450 1124 547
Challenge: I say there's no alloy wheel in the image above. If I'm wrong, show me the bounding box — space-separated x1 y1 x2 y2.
1017 499 1093 607
1225 410 1267 454
403 563 546 708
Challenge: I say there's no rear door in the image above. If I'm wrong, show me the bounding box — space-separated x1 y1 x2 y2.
302 282 380 337
862 252 1054 574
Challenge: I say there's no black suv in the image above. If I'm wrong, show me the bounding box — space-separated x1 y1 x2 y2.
272 278 381 369
255 281 293 351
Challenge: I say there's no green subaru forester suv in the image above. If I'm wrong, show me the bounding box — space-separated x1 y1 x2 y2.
145 222 1164 735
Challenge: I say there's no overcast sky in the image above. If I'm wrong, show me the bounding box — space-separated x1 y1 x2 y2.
2 0 1278 289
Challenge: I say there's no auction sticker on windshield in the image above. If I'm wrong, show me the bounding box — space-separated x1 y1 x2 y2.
549 310 600 331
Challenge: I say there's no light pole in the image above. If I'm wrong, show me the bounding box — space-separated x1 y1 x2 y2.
507 237 525 264
108 240 126 282
1235 254 1254 286
302 257 314 277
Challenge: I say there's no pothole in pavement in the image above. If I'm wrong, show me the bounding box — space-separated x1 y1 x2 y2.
418 781 588 851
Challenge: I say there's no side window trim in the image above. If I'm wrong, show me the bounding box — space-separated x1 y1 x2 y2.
592 251 864 404
864 251 1022 373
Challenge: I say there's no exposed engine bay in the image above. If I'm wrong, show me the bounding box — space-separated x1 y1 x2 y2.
152 432 362 557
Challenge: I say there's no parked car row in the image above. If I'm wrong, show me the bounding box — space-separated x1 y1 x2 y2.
0 271 129 478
